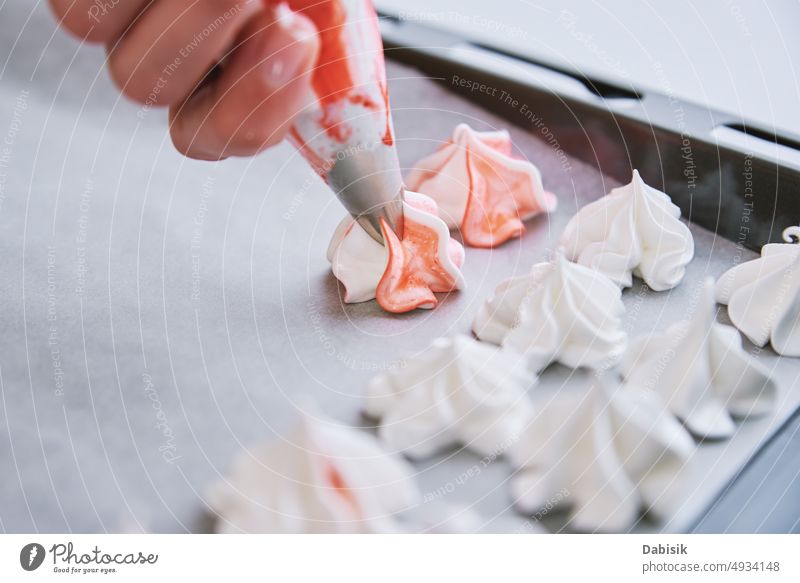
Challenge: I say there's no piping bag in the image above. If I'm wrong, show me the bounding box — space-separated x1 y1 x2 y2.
278 0 404 243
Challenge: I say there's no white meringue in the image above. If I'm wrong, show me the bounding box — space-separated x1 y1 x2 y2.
622 278 776 439
327 190 465 312
208 412 419 533
716 225 800 356
473 253 627 372
365 335 535 460
560 170 694 291
508 374 694 532
405 123 557 248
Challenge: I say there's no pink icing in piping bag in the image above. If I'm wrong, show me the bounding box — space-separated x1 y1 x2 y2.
275 0 404 243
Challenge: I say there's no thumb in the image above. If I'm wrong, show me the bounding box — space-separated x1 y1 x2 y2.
169 3 319 160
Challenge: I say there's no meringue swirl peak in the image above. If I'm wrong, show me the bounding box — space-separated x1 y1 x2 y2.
365 335 535 460
622 277 776 439
405 123 556 248
327 191 465 313
508 372 694 532
716 225 800 356
560 169 694 291
473 252 627 372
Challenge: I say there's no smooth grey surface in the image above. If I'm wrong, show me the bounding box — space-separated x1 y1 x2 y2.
377 0 800 137
693 407 800 533
1 3 799 534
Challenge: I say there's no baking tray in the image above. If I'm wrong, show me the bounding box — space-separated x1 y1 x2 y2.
375 15 800 533
1 6 798 534
372 64 800 534
379 13 800 252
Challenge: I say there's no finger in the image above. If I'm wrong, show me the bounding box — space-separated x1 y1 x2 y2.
49 0 152 43
107 0 259 106
169 4 319 160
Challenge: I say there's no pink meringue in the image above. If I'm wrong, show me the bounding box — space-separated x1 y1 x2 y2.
405 123 556 248
327 191 465 313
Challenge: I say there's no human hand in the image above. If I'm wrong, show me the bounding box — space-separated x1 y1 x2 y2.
49 0 320 160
